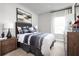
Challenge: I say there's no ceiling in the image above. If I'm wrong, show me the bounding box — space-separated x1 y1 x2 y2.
21 3 74 15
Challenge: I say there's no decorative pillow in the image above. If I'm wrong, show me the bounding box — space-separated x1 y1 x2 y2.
17 27 21 31
22 26 30 33
17 27 23 34
29 26 37 33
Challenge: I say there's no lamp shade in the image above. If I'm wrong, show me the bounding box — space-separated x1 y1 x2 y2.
4 23 14 29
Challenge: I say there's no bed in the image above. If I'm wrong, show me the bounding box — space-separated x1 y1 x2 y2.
15 22 56 56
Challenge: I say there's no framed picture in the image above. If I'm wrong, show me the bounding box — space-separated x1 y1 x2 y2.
16 8 32 23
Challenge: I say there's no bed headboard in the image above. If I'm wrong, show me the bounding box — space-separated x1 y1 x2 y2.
15 22 32 37
16 22 32 27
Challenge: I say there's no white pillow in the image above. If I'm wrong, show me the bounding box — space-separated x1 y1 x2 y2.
29 27 34 31
17 27 21 31
17 27 23 34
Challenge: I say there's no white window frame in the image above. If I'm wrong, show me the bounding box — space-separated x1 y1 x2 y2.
53 16 66 34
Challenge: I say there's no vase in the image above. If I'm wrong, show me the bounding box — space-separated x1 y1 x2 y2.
1 32 5 38
6 29 12 38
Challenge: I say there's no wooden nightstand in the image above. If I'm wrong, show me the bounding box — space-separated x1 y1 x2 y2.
0 37 17 56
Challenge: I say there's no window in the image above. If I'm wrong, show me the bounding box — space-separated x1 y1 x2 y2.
54 16 66 34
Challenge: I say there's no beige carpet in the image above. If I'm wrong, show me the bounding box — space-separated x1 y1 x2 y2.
4 48 34 56
50 41 65 56
4 41 65 56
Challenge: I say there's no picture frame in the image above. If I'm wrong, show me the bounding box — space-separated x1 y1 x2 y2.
16 8 32 23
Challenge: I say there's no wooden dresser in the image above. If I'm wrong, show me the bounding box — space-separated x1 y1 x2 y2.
67 32 79 56
0 41 1 55
0 37 17 56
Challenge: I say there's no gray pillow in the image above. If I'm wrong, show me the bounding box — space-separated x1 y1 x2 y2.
22 26 29 33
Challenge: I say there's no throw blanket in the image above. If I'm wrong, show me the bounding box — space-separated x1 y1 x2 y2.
30 33 48 49
23 33 48 50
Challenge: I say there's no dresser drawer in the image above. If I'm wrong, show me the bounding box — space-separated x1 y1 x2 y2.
67 32 79 56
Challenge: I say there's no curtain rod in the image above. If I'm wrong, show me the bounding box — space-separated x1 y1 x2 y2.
50 4 79 13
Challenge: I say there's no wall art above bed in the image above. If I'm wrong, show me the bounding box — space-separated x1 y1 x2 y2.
16 8 32 23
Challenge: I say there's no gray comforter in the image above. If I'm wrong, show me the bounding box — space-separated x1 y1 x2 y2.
23 33 48 49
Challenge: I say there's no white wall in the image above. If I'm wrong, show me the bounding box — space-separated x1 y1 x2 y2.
38 10 69 33
0 3 38 37
38 9 71 41
38 13 51 33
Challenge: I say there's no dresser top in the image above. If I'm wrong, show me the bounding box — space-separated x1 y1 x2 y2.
0 37 7 41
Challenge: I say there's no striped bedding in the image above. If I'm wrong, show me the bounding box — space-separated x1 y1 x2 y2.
17 32 55 55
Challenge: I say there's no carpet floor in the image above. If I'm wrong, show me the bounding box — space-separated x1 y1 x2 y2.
4 41 65 56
